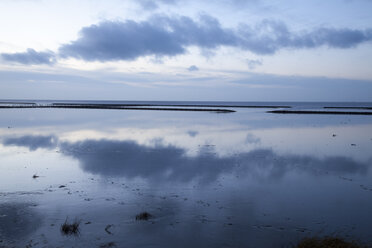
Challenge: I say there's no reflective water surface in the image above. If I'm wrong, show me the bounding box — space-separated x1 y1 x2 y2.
1 107 372 247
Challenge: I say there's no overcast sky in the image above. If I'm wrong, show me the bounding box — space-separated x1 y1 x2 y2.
1 0 372 101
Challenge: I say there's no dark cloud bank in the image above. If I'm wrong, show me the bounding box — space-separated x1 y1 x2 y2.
2 15 372 64
59 16 372 62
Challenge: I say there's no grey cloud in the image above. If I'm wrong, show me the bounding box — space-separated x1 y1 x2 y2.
59 15 237 61
137 0 158 10
59 19 187 61
245 133 260 144
58 15 372 62
246 59 262 69
136 0 259 10
187 130 198 137
187 65 199 71
237 20 372 54
137 0 178 10
307 27 369 48
1 48 56 65
2 15 371 65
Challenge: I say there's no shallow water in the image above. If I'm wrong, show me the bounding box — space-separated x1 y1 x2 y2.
0 106 372 247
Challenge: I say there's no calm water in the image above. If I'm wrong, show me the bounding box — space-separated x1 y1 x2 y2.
0 102 372 247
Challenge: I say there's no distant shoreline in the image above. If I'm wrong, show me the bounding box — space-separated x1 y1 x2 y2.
51 103 292 108
2 102 372 115
0 102 297 113
324 106 372 110
0 105 236 113
268 110 372 115
0 102 292 109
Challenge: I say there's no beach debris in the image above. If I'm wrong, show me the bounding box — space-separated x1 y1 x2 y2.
332 134 337 137
351 144 357 146
60 218 80 236
296 227 306 233
339 176 353 182
100 242 117 248
59 185 66 188
135 212 153 221
359 185 371 191
32 174 39 179
105 224 113 235
296 236 361 248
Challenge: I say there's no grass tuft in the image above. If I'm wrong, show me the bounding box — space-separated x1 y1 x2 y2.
60 218 80 236
135 212 153 221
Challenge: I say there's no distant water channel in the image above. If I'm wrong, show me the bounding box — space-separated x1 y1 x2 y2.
0 101 372 247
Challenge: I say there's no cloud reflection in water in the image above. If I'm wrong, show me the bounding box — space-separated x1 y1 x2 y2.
1 135 372 247
3 135 57 151
2 135 370 183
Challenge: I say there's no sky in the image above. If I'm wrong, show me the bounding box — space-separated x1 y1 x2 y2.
0 0 372 101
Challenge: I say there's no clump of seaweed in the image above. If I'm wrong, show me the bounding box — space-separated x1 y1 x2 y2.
297 236 363 248
135 212 153 221
60 218 81 236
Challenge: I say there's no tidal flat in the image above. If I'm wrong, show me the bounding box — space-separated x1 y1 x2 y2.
0 102 372 247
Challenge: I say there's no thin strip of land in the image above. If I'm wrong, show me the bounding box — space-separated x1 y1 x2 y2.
268 110 372 115
0 105 235 113
0 101 36 105
324 106 372 110
52 103 291 108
